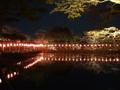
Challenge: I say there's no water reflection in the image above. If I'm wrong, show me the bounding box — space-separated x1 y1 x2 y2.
0 53 120 85
0 53 120 90
43 53 120 63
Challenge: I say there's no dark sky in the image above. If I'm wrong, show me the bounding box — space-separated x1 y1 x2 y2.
11 3 120 35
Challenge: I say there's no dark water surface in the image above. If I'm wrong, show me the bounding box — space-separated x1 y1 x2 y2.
0 52 120 90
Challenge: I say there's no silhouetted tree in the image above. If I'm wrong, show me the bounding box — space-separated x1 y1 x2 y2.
0 25 28 40
46 26 73 43
0 0 54 26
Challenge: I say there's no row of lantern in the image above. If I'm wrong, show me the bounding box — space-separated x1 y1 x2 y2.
6 72 19 79
43 57 120 62
0 43 44 47
45 44 120 48
0 43 44 52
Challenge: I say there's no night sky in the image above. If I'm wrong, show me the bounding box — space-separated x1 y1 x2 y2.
10 3 120 35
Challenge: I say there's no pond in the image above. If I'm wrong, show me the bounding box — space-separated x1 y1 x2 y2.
0 52 120 90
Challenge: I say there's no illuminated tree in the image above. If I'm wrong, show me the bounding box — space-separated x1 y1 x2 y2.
85 26 120 44
52 0 120 19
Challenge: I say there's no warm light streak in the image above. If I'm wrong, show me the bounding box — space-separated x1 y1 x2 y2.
24 56 43 69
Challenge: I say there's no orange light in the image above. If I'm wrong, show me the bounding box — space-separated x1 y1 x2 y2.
7 44 9 47
3 44 6 47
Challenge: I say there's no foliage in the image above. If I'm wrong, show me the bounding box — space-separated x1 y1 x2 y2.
52 0 120 19
84 27 120 44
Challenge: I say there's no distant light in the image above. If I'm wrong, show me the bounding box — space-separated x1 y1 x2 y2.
3 44 6 47
7 44 9 47
10 43 13 46
116 58 119 62
0 78 2 84
10 73 13 78
14 72 17 75
7 74 10 79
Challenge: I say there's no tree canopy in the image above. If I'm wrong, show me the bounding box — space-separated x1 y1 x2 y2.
84 27 120 44
52 0 120 19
